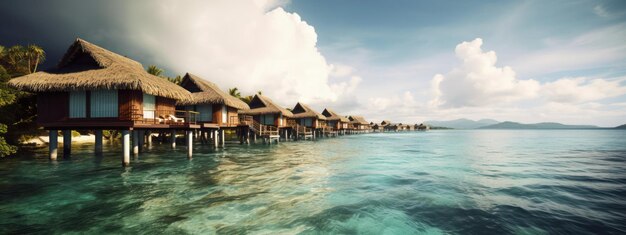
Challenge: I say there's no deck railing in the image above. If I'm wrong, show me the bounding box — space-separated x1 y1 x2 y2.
128 107 199 125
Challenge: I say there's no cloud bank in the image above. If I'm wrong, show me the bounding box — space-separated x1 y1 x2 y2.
430 38 626 109
116 0 358 106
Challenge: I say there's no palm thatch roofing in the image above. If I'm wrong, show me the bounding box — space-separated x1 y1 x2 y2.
176 73 249 110
291 102 326 120
8 38 191 101
348 115 369 125
381 120 392 126
238 94 293 117
322 108 349 122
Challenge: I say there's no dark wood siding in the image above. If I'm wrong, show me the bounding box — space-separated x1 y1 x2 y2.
156 96 176 118
37 92 69 124
118 90 142 120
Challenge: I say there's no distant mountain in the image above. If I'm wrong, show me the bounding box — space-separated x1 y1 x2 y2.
480 121 600 129
616 124 626 129
424 118 499 129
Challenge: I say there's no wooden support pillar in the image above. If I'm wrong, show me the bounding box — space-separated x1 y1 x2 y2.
170 130 177 148
138 130 145 152
95 130 103 154
220 129 225 147
122 130 130 166
132 130 139 155
186 130 193 158
146 131 152 146
63 130 72 156
213 130 218 146
49 130 58 160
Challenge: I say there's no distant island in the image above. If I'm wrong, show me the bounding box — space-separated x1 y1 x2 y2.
479 121 600 129
425 119 624 130
425 118 499 129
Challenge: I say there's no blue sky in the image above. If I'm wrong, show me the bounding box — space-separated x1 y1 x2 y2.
1 0 625 126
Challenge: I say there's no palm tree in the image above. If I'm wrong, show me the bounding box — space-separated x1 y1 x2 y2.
229 87 241 98
27 45 45 73
147 65 164 77
240 95 254 104
167 75 182 85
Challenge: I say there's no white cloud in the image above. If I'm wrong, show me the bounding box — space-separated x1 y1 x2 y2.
431 38 541 107
542 77 626 103
511 24 626 77
116 0 358 106
593 5 610 18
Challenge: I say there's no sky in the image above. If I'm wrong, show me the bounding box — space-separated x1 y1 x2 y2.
1 0 626 126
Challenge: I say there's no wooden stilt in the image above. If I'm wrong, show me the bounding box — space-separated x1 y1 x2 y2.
186 130 193 158
63 130 72 156
132 130 139 155
49 130 58 160
170 130 176 148
95 129 103 154
122 130 130 166
213 130 218 146
220 129 225 147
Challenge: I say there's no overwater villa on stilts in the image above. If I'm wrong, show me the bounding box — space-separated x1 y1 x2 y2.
237 94 294 143
322 108 349 135
8 38 198 165
176 73 250 147
291 102 332 139
347 115 371 133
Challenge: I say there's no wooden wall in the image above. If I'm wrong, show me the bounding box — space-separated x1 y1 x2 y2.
118 90 142 120
156 96 176 118
37 92 69 124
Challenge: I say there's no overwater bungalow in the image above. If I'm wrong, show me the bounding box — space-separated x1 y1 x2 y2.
347 115 371 133
176 73 250 144
8 38 195 165
238 94 294 141
291 102 328 138
321 108 349 135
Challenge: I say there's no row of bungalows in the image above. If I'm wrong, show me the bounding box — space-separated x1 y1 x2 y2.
7 38 374 165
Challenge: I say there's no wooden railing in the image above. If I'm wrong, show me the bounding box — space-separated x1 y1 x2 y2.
129 107 198 125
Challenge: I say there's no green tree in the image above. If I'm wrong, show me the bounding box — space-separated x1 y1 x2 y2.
229 87 241 98
167 75 182 85
0 124 17 157
146 65 164 77
0 43 44 157
240 95 254 104
26 44 46 73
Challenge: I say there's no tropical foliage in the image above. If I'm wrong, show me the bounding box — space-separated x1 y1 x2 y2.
0 43 44 157
230 88 263 104
146 65 182 85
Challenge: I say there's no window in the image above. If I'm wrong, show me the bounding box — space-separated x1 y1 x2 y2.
221 105 227 123
143 94 156 119
69 91 86 118
90 90 118 118
197 105 213 122
261 114 274 125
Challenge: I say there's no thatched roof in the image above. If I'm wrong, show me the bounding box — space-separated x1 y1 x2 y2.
381 120 392 126
348 115 369 125
176 73 249 110
239 94 293 117
292 102 326 120
322 108 349 122
8 38 191 100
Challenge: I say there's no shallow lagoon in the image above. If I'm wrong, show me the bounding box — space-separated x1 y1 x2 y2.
1 130 626 234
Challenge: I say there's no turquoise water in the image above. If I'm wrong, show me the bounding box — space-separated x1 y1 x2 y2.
1 130 626 234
